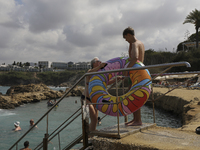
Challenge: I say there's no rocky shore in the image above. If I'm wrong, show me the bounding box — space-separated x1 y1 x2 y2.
151 87 200 132
0 83 84 109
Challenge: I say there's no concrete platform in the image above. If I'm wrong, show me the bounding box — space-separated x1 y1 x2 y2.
90 123 156 139
91 126 200 150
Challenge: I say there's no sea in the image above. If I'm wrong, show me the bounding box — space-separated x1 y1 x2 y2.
0 86 182 150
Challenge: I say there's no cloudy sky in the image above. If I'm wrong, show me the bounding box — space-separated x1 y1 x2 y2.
0 0 199 65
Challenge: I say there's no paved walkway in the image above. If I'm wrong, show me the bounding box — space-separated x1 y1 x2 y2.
92 125 200 150
120 126 200 150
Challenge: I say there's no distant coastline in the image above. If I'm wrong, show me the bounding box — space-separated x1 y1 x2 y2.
0 70 85 87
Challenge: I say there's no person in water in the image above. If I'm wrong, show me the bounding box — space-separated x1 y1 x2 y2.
47 99 54 106
30 119 37 128
13 121 21 131
54 99 59 106
20 141 32 150
123 27 145 126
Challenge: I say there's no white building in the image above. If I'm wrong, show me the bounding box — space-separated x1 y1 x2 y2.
38 61 51 68
0 64 8 67
51 62 68 69
29 62 38 67
71 62 90 70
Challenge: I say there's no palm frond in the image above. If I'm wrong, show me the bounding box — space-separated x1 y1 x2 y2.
183 8 200 27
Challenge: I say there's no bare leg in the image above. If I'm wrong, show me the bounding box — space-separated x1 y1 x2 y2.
88 102 98 132
125 83 134 125
125 113 134 125
126 109 142 126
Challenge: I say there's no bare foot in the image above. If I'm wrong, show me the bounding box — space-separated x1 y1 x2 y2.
125 120 134 125
127 121 142 126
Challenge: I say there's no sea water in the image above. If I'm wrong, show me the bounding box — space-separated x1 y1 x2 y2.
0 86 181 150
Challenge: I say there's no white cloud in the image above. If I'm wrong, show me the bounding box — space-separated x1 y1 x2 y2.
0 0 199 64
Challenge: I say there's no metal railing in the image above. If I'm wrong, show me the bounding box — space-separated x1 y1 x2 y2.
149 71 200 122
9 61 191 150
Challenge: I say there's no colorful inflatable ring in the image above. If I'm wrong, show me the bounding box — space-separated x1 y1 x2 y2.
88 57 152 116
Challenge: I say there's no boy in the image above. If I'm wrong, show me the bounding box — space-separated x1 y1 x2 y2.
123 27 145 126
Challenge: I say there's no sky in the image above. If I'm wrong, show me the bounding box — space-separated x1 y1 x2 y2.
0 0 199 65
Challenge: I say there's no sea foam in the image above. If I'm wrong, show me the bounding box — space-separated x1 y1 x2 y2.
0 109 16 116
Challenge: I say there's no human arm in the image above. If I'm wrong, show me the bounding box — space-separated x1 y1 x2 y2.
85 62 107 85
128 43 132 58
107 76 124 85
128 43 138 67
124 43 138 76
88 63 107 73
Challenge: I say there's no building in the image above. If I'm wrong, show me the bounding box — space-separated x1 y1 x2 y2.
51 62 68 69
29 62 38 67
183 42 200 51
76 62 91 70
38 61 52 68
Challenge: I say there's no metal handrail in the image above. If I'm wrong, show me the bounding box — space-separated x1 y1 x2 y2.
151 71 200 76
9 61 191 150
9 75 86 150
85 62 191 76
62 134 83 150
34 107 82 150
37 112 82 150
149 71 199 123
151 73 199 102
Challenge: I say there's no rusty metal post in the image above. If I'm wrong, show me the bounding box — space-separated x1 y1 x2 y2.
115 73 120 136
58 133 61 150
123 79 128 123
43 133 49 150
151 86 156 123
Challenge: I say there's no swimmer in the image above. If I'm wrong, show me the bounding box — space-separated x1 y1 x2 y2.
13 121 21 131
30 119 37 128
20 141 32 150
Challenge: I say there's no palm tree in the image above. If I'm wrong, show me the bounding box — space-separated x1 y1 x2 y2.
183 9 200 48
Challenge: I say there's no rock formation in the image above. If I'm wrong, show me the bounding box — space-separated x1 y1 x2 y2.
0 83 85 109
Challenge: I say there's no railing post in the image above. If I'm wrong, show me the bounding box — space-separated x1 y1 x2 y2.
82 76 89 148
151 86 156 123
46 114 48 135
43 133 49 150
115 73 120 136
123 79 128 123
58 133 61 150
43 114 49 150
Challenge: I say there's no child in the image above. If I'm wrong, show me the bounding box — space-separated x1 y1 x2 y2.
123 27 145 126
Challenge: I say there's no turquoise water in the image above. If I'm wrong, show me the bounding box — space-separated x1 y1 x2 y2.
0 86 181 150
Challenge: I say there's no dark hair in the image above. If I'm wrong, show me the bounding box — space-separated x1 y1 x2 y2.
24 141 29 148
123 27 135 38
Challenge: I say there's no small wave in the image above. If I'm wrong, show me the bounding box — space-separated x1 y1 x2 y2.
0 109 16 116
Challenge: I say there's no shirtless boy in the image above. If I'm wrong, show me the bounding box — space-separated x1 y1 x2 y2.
123 27 145 126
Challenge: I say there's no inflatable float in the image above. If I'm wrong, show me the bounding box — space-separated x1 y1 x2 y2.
88 57 152 116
